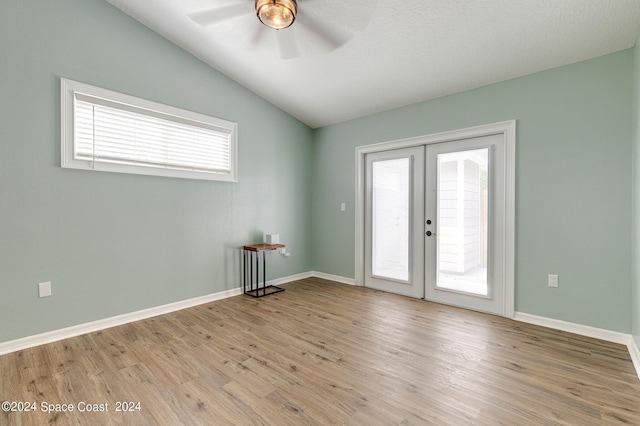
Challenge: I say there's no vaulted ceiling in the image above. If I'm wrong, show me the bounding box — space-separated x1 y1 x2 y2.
105 0 640 128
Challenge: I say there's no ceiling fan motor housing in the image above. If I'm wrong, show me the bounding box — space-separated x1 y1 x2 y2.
256 0 297 30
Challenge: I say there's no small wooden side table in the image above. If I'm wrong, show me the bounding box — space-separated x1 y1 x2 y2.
243 243 285 297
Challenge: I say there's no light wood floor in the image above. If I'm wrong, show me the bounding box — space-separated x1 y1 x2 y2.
1 278 639 425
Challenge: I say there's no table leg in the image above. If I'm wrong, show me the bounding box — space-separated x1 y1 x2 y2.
263 250 267 297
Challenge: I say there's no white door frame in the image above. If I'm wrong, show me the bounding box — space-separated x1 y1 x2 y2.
354 120 516 318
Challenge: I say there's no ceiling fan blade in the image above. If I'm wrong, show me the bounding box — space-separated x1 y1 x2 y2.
276 30 300 60
188 3 251 26
296 13 349 52
247 25 299 60
249 24 270 48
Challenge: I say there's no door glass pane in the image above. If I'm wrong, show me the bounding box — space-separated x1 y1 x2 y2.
436 148 488 295
372 158 410 282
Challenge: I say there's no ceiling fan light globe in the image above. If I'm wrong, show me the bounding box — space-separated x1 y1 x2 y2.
256 0 297 30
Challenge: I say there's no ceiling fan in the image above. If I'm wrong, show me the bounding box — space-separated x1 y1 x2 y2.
188 0 373 59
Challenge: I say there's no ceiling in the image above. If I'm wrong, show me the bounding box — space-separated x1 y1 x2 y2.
105 0 640 129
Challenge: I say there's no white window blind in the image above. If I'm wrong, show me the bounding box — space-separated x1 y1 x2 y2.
61 79 238 182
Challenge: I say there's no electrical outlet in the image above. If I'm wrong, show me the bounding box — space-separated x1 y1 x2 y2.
280 248 291 257
548 274 558 288
340 203 346 212
38 281 52 298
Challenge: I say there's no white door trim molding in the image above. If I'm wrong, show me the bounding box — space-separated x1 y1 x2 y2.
354 120 516 318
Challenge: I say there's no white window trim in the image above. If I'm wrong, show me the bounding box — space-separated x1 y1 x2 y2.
61 78 238 182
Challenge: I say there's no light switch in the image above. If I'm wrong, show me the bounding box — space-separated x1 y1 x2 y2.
38 281 52 298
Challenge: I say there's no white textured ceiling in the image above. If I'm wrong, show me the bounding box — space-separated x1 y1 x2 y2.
105 0 640 128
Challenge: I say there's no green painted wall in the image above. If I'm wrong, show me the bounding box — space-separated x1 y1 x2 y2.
1 0 636 344
0 0 313 342
633 35 640 348
312 51 633 333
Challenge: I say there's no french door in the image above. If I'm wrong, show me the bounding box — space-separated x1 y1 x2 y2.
364 146 425 298
364 133 508 316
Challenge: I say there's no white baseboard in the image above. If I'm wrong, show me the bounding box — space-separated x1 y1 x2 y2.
629 337 640 380
268 271 313 286
0 287 243 356
514 312 630 344
4 275 637 382
0 271 320 356
514 312 640 380
311 271 356 286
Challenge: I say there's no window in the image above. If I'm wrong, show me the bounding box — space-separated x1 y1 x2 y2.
61 78 237 182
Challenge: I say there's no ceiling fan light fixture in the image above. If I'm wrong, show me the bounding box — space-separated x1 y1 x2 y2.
256 0 297 30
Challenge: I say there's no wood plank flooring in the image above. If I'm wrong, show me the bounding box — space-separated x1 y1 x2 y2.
1 277 639 425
